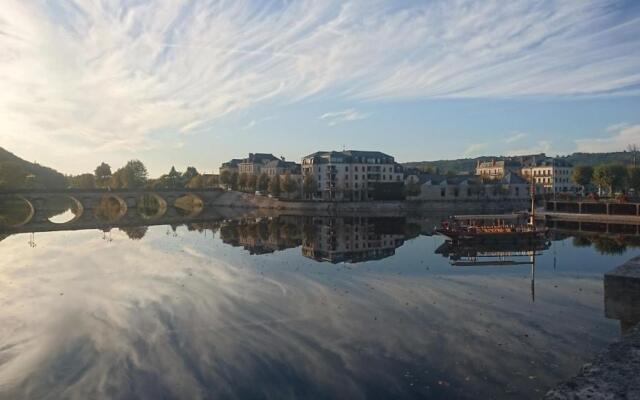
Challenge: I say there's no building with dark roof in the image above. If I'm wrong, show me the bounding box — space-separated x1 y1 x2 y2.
262 159 301 177
301 150 403 201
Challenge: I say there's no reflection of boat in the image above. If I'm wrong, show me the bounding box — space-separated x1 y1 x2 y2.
435 236 550 267
436 213 548 241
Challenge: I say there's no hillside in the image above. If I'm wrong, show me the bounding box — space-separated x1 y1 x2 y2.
0 147 67 189
403 151 637 174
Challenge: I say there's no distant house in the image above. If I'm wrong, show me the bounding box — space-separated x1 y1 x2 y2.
520 158 577 194
475 159 521 180
238 153 280 176
219 159 242 175
262 159 301 177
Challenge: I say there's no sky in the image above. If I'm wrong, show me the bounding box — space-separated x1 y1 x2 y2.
1 0 640 176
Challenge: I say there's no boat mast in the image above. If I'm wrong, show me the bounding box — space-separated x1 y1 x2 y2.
529 156 536 229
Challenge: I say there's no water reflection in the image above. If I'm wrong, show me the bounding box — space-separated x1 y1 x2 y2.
0 211 639 399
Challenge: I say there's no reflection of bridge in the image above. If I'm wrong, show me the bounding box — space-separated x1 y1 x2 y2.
0 189 231 233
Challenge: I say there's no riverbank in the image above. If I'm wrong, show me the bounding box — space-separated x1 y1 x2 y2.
546 256 640 399
211 191 529 215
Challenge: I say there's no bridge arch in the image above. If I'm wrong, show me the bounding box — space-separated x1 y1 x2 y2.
174 193 204 218
95 194 128 223
0 195 35 228
137 193 168 221
45 195 84 224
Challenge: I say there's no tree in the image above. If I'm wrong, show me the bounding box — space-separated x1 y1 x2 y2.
593 164 627 195
571 165 593 194
119 226 148 240
123 160 148 188
257 173 269 192
166 166 182 189
247 175 257 192
628 144 639 168
303 172 315 198
203 174 219 188
269 174 281 197
238 173 248 190
0 162 26 189
68 173 96 189
628 166 640 192
186 175 204 189
230 172 239 190
182 166 199 183
110 167 134 189
94 162 112 187
220 170 231 187
405 182 421 197
281 172 298 198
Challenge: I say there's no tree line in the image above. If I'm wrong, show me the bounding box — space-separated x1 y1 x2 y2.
571 164 640 195
66 160 219 190
219 170 309 198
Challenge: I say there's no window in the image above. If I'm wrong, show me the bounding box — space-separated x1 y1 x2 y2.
441 188 446 197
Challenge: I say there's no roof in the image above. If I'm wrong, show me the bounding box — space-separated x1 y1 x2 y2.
500 172 528 184
477 159 521 169
242 153 279 163
533 158 573 167
302 150 395 163
221 158 242 167
264 159 300 169
418 174 480 186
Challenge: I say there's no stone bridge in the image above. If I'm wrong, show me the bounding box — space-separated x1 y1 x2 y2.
0 188 241 233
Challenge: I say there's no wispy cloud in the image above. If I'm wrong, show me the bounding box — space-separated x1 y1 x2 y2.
463 143 488 157
320 109 369 126
575 123 640 152
506 140 553 156
242 116 275 130
0 0 639 156
505 132 527 144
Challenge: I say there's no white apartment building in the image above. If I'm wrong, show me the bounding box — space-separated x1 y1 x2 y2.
301 150 404 201
521 159 577 194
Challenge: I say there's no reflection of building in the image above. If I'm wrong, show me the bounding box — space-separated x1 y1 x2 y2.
301 150 404 201
219 217 302 255
301 216 406 263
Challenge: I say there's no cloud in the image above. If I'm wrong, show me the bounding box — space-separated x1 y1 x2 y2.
575 123 640 152
463 143 488 157
0 0 639 156
506 132 527 143
320 109 369 126
242 116 275 130
506 140 552 156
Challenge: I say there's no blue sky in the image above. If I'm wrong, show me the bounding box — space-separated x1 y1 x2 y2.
1 0 639 176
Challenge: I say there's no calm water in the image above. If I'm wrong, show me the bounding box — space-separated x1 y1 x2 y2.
0 212 639 399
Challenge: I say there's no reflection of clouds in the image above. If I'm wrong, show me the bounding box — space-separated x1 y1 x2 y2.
0 228 624 399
